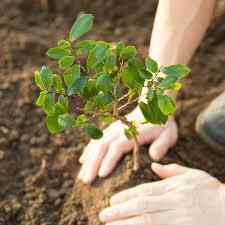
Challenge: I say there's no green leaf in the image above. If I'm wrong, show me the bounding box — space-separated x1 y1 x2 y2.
43 93 55 115
170 82 182 91
59 95 68 107
47 47 71 60
75 114 88 128
75 40 96 55
57 40 71 49
53 74 64 92
56 95 68 114
128 58 145 71
34 71 45 90
121 46 137 60
64 65 80 86
139 95 168 124
40 66 53 90
128 58 152 79
59 56 75 70
84 100 95 112
46 115 64 134
120 67 144 89
84 124 103 139
160 64 191 79
83 79 98 99
124 123 138 139
105 50 117 73
159 75 177 89
116 42 125 56
67 77 88 96
99 114 113 126
147 90 155 101
145 57 158 73
36 90 47 107
157 94 176 115
95 63 105 73
95 93 113 108
96 73 113 94
69 13 94 41
87 44 108 69
58 114 74 128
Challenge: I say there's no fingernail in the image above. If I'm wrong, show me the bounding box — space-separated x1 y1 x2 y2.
82 176 89 184
99 208 111 222
78 167 84 180
82 172 92 184
150 148 160 161
98 165 108 177
79 156 83 163
110 196 118 205
151 162 162 171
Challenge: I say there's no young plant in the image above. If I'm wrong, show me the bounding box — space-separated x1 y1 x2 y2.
34 13 191 171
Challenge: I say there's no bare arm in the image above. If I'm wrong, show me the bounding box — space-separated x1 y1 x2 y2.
140 0 216 101
150 0 216 66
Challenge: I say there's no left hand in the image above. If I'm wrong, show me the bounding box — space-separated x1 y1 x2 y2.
78 107 178 184
99 163 225 225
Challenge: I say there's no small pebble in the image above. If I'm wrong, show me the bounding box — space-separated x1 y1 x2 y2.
54 198 62 207
0 150 5 160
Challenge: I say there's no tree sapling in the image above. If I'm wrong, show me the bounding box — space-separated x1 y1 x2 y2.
34 13 191 171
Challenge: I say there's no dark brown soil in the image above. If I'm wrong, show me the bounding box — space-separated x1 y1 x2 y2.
0 0 225 224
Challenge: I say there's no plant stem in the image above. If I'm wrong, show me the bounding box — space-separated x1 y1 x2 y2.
132 133 140 171
118 97 139 113
115 115 140 171
118 92 129 102
112 63 140 170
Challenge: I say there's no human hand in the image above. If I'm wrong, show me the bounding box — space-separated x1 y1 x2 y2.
78 107 178 184
100 163 225 225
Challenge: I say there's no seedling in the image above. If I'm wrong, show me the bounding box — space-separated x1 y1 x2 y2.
34 13 190 170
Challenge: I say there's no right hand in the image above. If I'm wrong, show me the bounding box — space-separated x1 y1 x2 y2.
100 163 225 225
78 107 178 184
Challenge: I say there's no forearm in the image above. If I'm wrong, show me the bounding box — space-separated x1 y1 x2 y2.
150 0 216 66
221 184 225 208
139 0 216 102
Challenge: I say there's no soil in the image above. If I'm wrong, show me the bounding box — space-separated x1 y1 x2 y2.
0 0 225 224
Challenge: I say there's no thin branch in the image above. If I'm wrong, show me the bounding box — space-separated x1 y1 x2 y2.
76 59 86 73
118 92 129 102
90 111 103 119
113 59 125 117
118 97 139 113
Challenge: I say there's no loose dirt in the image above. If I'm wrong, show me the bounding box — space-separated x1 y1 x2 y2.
0 0 225 224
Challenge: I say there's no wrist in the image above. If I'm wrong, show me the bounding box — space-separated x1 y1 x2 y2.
220 184 225 210
127 106 176 124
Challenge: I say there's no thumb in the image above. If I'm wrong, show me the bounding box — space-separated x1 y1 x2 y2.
151 163 191 179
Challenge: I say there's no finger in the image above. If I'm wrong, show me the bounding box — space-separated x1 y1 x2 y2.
105 215 152 225
98 138 133 177
99 196 175 222
79 142 109 184
149 122 177 161
79 140 95 163
110 180 169 205
152 163 191 179
105 214 152 225
79 122 121 163
105 210 184 225
98 124 164 177
78 165 85 179
136 123 163 144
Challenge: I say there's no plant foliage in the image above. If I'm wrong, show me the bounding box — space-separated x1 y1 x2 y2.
34 13 190 149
